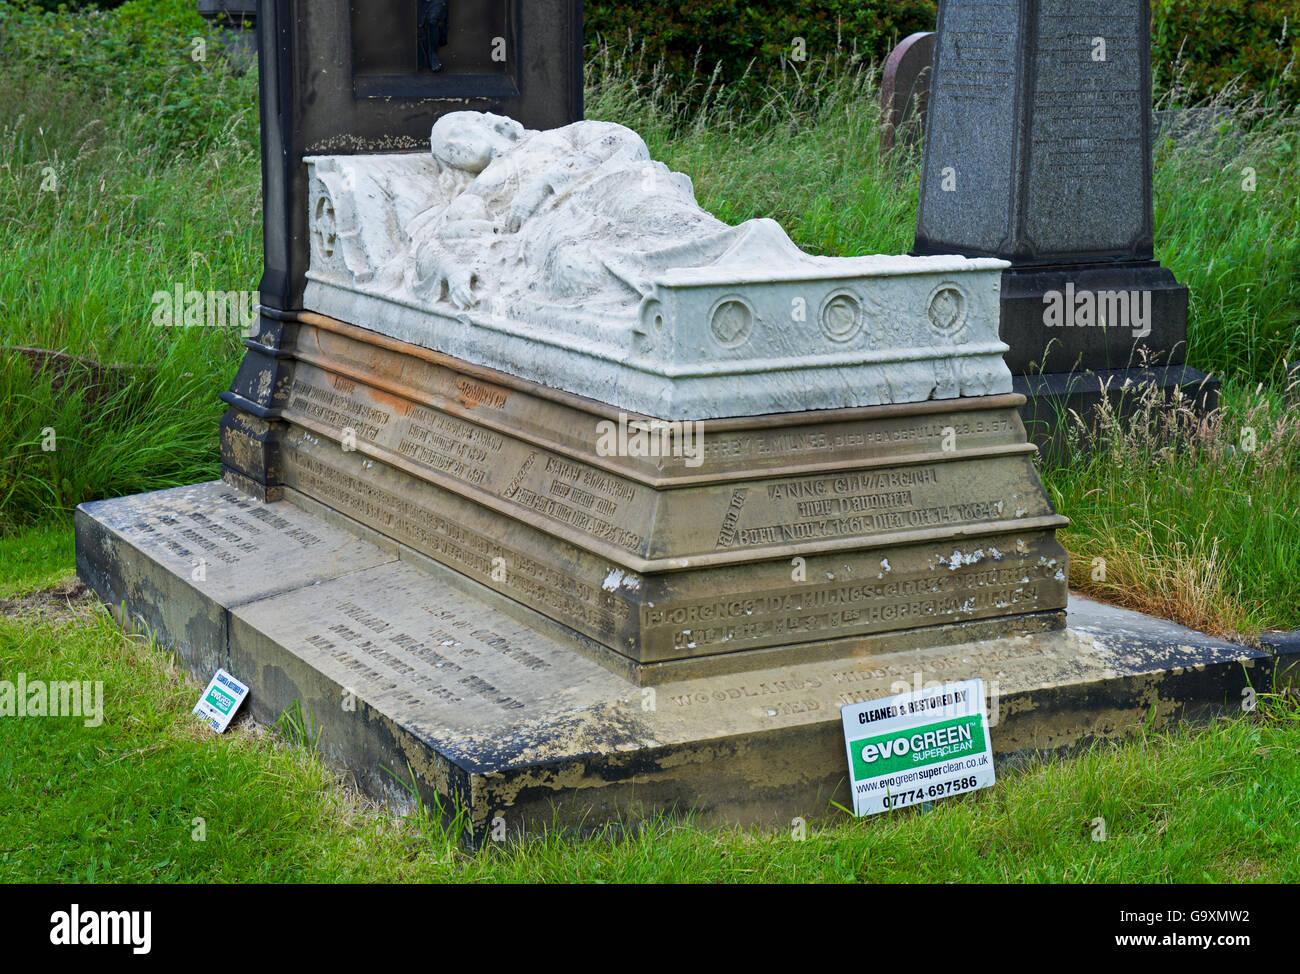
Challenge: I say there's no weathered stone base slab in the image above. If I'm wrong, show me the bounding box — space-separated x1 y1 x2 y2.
77 483 1298 843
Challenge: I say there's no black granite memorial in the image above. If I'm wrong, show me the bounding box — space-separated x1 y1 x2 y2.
914 0 1217 454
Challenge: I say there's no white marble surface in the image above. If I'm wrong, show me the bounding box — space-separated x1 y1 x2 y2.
304 111 1012 419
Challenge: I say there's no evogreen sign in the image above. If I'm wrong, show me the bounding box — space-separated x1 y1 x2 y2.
206 688 236 714
193 668 249 733
841 679 995 816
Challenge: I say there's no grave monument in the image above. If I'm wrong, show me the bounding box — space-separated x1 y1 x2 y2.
914 0 1218 450
197 0 258 58
75 0 1284 842
880 31 935 152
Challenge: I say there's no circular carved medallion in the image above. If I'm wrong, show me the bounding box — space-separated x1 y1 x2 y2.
819 290 864 342
710 297 754 348
927 284 967 335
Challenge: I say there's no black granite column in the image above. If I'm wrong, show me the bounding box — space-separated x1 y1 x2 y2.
913 0 1217 457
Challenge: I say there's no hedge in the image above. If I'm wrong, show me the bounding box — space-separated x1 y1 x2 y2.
586 0 1297 105
1151 0 1298 104
0 0 257 153
585 0 937 92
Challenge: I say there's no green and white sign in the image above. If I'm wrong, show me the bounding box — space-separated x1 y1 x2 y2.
193 668 249 733
841 678 994 816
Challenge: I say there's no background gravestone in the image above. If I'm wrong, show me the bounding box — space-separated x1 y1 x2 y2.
880 31 1236 165
913 0 1216 452
219 0 584 501
880 31 935 152
197 0 258 57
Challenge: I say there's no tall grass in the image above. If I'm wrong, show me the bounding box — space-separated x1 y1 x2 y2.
0 64 259 530
586 43 922 257
1042 375 1300 638
1152 75 1300 383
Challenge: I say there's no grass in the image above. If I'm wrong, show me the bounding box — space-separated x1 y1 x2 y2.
0 2 260 531
1043 375 1300 640
0 523 72 597
1151 79 1300 384
585 46 924 258
1 549 1298 882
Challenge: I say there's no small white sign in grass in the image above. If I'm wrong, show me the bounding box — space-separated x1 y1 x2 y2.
193 668 249 733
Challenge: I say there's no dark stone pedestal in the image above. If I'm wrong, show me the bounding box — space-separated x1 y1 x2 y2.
217 313 297 502
913 0 1216 448
1000 260 1189 375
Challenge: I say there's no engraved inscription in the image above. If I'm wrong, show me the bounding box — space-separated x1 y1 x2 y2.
718 467 1016 549
1032 0 1141 180
283 448 633 637
716 488 748 549
918 0 1022 251
395 403 504 486
127 490 317 568
455 377 509 409
288 364 653 554
938 0 1018 104
667 677 823 709
507 455 644 554
647 557 1058 653
701 416 1013 463
289 379 390 440
297 595 554 715
1026 0 1147 253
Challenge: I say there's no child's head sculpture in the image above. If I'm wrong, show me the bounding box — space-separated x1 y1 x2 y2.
431 111 526 177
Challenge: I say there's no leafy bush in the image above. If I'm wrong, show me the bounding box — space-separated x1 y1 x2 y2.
0 0 256 155
1152 0 1298 105
28 0 129 9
